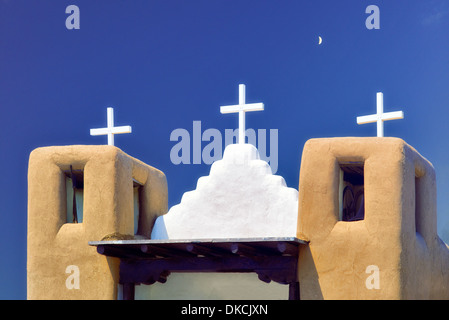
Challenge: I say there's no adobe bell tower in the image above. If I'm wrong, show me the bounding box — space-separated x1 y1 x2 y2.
27 145 167 299
297 137 449 299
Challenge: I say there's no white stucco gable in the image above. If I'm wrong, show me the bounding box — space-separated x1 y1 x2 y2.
151 143 298 240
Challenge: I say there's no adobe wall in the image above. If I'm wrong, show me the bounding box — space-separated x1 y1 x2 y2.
27 145 167 299
297 137 449 299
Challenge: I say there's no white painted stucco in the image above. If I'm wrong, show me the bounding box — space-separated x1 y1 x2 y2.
151 143 298 240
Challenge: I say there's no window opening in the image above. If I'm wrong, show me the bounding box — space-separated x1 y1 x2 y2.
133 179 143 235
339 162 364 221
65 165 84 223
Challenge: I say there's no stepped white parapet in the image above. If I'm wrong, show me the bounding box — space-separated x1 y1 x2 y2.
151 144 298 239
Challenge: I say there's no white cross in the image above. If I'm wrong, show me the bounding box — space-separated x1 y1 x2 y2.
90 107 132 146
220 84 264 144
356 92 404 137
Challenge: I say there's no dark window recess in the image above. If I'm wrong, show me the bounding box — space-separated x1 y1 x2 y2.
133 179 143 235
64 165 84 223
340 163 365 221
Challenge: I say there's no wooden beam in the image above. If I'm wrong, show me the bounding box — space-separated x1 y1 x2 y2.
288 282 300 300
276 242 299 255
230 243 264 256
97 245 139 260
140 244 193 258
122 283 135 300
185 243 229 257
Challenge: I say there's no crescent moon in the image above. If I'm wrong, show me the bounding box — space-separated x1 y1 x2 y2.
318 36 323 45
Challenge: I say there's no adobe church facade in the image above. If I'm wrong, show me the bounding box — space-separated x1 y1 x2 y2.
297 137 449 299
27 138 449 299
27 145 167 299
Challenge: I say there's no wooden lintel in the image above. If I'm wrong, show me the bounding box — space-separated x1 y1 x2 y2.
119 255 298 286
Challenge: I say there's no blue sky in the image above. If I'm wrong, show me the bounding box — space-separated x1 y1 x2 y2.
1 1 449 299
